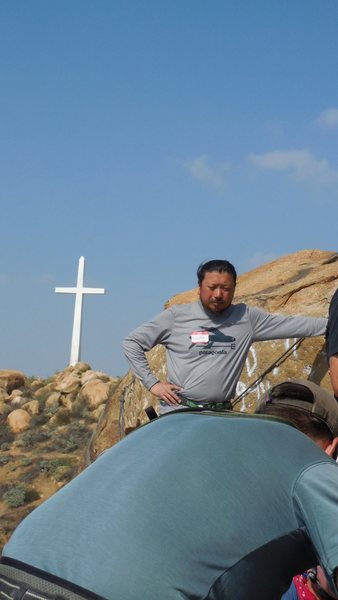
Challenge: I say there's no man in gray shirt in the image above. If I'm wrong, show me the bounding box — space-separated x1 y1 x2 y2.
123 259 327 411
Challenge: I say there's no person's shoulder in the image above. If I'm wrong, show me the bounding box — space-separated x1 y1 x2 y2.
170 301 200 314
220 302 250 321
235 303 262 317
295 458 338 494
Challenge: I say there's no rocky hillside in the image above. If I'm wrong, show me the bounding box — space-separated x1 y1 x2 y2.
0 364 119 552
89 249 338 460
2 248 338 552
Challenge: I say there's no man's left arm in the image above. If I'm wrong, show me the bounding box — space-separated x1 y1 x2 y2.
248 306 328 342
327 290 338 398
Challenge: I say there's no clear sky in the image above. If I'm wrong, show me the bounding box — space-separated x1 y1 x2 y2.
0 0 337 378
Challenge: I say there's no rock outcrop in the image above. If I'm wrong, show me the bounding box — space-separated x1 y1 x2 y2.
0 370 26 394
7 409 31 433
88 249 338 461
2 363 119 434
1 249 338 552
0 364 120 552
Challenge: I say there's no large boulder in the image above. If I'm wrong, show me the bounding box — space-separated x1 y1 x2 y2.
7 409 31 433
55 375 81 394
45 391 61 409
88 249 338 461
9 395 29 409
0 370 26 393
81 370 112 385
79 380 111 410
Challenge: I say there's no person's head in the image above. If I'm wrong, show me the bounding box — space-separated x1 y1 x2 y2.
256 379 338 457
197 259 237 313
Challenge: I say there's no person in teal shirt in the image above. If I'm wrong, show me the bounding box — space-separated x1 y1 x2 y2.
1 379 338 600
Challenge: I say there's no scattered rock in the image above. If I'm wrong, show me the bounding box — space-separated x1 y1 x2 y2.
73 362 91 374
35 383 54 398
0 370 26 393
7 409 31 433
45 392 61 408
0 364 120 555
8 389 23 400
30 378 45 391
10 396 29 409
81 370 111 385
23 400 40 415
79 380 111 410
55 376 81 394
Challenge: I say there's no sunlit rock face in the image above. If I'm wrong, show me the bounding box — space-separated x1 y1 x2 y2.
88 249 338 462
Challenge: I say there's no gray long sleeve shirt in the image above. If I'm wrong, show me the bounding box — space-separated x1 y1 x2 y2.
123 301 328 404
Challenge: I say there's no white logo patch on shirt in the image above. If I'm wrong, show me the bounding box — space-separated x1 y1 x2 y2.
191 331 209 344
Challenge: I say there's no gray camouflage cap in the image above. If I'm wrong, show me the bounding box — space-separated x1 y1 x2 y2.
267 378 338 438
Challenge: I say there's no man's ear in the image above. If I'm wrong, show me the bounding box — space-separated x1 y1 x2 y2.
324 437 338 459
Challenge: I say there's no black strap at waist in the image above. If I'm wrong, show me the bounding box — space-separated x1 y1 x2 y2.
0 557 106 600
183 399 232 410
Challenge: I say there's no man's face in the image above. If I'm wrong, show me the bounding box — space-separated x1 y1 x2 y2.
199 271 236 313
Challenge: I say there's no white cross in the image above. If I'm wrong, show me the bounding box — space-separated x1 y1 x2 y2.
55 256 105 366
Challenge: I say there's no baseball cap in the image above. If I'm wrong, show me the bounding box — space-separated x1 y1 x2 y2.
266 378 338 438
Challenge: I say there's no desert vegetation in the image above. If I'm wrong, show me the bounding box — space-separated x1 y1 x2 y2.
0 364 119 551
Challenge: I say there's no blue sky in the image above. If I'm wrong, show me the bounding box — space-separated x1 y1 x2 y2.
0 0 337 378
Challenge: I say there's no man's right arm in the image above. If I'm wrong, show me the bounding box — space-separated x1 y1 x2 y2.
123 308 182 405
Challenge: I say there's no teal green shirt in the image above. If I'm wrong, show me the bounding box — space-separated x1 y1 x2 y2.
4 411 338 599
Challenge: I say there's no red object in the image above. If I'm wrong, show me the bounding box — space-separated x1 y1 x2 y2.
293 574 317 599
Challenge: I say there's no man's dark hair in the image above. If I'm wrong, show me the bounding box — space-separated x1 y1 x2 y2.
256 403 333 444
197 260 237 285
